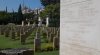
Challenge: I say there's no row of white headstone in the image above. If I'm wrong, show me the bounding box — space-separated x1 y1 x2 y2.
38 16 49 27
22 16 49 27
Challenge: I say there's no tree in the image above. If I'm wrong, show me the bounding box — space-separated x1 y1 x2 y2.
40 3 60 27
17 4 23 24
40 0 60 27
11 10 15 23
40 0 60 7
0 11 10 24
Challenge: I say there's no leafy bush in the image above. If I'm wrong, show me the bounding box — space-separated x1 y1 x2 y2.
41 43 53 52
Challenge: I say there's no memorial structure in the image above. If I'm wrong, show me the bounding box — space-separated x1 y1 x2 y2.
61 0 100 55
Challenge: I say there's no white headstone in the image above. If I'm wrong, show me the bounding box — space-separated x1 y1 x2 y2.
28 21 30 26
22 21 24 26
38 17 42 27
61 0 100 55
46 16 49 27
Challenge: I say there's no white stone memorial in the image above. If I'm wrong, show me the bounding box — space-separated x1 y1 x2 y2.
22 21 24 26
28 21 30 26
38 17 42 27
61 0 100 55
46 16 49 27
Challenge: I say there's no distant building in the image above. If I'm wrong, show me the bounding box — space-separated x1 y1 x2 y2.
21 4 44 14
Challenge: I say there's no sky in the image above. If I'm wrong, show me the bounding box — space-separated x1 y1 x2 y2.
0 0 43 12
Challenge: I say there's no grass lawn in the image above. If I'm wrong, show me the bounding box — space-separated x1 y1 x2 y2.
35 51 59 55
0 35 34 48
0 35 59 55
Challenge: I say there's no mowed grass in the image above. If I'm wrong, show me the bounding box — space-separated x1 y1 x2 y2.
35 51 59 55
0 35 59 55
0 35 34 49
0 35 52 49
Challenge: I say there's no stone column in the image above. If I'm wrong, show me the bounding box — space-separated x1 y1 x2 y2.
22 21 24 26
46 16 49 27
38 17 42 27
28 21 30 26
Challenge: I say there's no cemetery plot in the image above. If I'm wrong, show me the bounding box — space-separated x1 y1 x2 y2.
0 24 60 55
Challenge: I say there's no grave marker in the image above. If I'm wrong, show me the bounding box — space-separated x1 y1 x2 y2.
34 32 41 52
34 38 41 52
53 37 59 50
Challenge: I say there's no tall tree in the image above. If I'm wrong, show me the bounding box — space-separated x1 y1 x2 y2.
17 4 23 24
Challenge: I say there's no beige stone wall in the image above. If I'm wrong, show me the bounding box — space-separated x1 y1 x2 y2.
61 0 100 55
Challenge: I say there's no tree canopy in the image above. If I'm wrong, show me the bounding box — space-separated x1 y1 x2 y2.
17 4 23 24
40 0 60 6
40 0 60 27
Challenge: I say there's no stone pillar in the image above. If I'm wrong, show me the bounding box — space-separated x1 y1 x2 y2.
38 17 42 27
22 21 24 26
46 16 49 27
28 21 30 26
